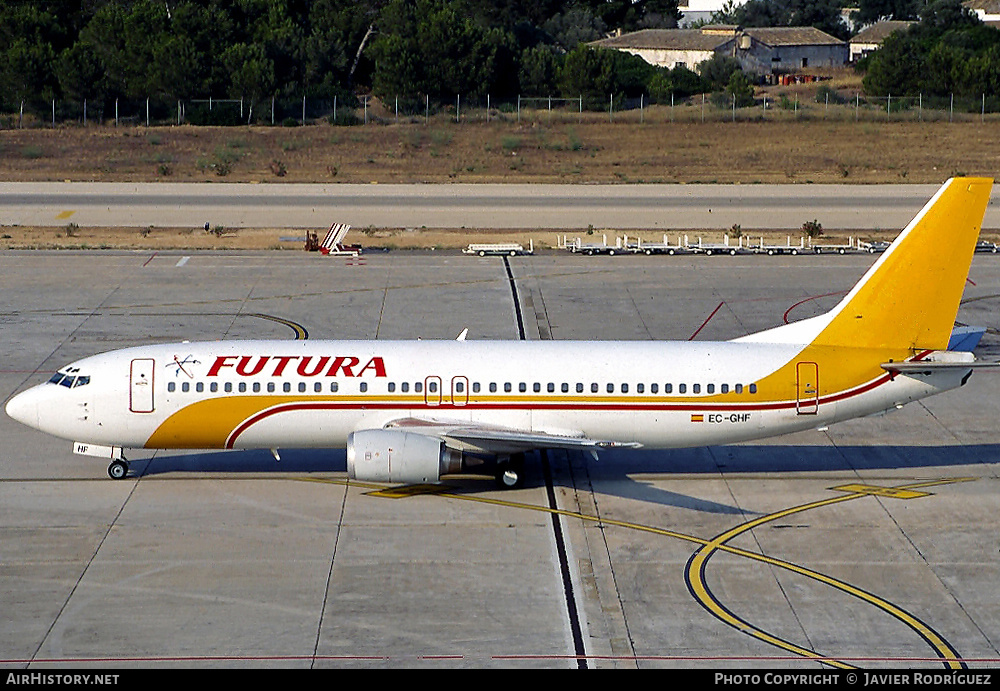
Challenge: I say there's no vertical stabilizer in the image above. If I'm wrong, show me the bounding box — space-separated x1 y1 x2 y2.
740 177 993 351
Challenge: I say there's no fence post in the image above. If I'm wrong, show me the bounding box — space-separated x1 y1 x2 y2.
115 98 118 127
51 99 55 127
950 93 953 122
425 94 429 125
887 93 890 121
609 93 613 123
855 92 859 121
302 95 306 125
517 94 520 123
982 93 985 123
146 98 149 127
919 93 922 121
83 99 87 126
456 94 460 123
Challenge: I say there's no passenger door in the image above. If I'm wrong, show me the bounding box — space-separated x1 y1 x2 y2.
130 358 155 413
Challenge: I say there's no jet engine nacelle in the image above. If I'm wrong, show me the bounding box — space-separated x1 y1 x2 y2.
346 429 463 484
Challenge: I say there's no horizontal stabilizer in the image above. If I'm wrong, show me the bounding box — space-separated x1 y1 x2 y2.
881 361 999 373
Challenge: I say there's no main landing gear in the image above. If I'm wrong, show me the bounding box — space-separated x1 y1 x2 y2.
108 457 130 480
494 453 525 489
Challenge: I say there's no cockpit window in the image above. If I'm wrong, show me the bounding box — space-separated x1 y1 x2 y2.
47 372 90 388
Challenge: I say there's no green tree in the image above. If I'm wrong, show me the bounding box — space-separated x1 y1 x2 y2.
861 0 998 97
852 0 920 25
647 65 704 102
726 70 756 107
714 0 849 40
222 42 276 120
370 0 517 103
0 4 65 106
519 44 563 95
699 54 742 91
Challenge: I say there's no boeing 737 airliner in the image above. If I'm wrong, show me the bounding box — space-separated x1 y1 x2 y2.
5 178 995 487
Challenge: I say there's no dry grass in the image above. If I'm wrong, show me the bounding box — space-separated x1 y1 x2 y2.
3 108 999 186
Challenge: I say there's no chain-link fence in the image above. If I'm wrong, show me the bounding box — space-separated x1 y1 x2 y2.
5 89 1000 129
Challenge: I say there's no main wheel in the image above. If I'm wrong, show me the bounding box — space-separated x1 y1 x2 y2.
108 460 129 480
494 454 525 489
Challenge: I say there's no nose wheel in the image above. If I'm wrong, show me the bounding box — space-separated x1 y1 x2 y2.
108 459 130 480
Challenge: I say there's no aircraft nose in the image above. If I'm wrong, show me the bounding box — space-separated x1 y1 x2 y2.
5 387 41 429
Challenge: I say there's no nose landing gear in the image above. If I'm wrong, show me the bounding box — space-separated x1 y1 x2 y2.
108 458 130 480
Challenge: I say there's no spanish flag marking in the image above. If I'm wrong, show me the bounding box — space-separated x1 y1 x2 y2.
691 414 704 423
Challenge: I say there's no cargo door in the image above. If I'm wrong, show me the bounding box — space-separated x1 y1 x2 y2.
130 358 155 413
796 361 819 415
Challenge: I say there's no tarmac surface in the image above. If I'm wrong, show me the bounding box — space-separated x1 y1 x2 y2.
3 181 1000 230
2 247 1000 669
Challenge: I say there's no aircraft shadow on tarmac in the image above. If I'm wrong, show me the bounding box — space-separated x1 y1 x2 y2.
134 443 1000 515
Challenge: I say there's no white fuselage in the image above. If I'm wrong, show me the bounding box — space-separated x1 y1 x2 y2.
7 338 964 455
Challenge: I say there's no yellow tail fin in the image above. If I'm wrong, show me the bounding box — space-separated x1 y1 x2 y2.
812 177 992 351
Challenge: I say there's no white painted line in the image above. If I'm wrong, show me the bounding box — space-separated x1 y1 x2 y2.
175 256 190 267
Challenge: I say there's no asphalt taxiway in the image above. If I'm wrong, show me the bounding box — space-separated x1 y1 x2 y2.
2 248 999 669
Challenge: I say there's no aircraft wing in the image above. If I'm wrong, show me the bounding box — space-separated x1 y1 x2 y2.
383 417 642 454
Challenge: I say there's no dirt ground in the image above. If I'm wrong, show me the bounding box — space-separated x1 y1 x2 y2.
3 82 999 250
2 223 955 252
